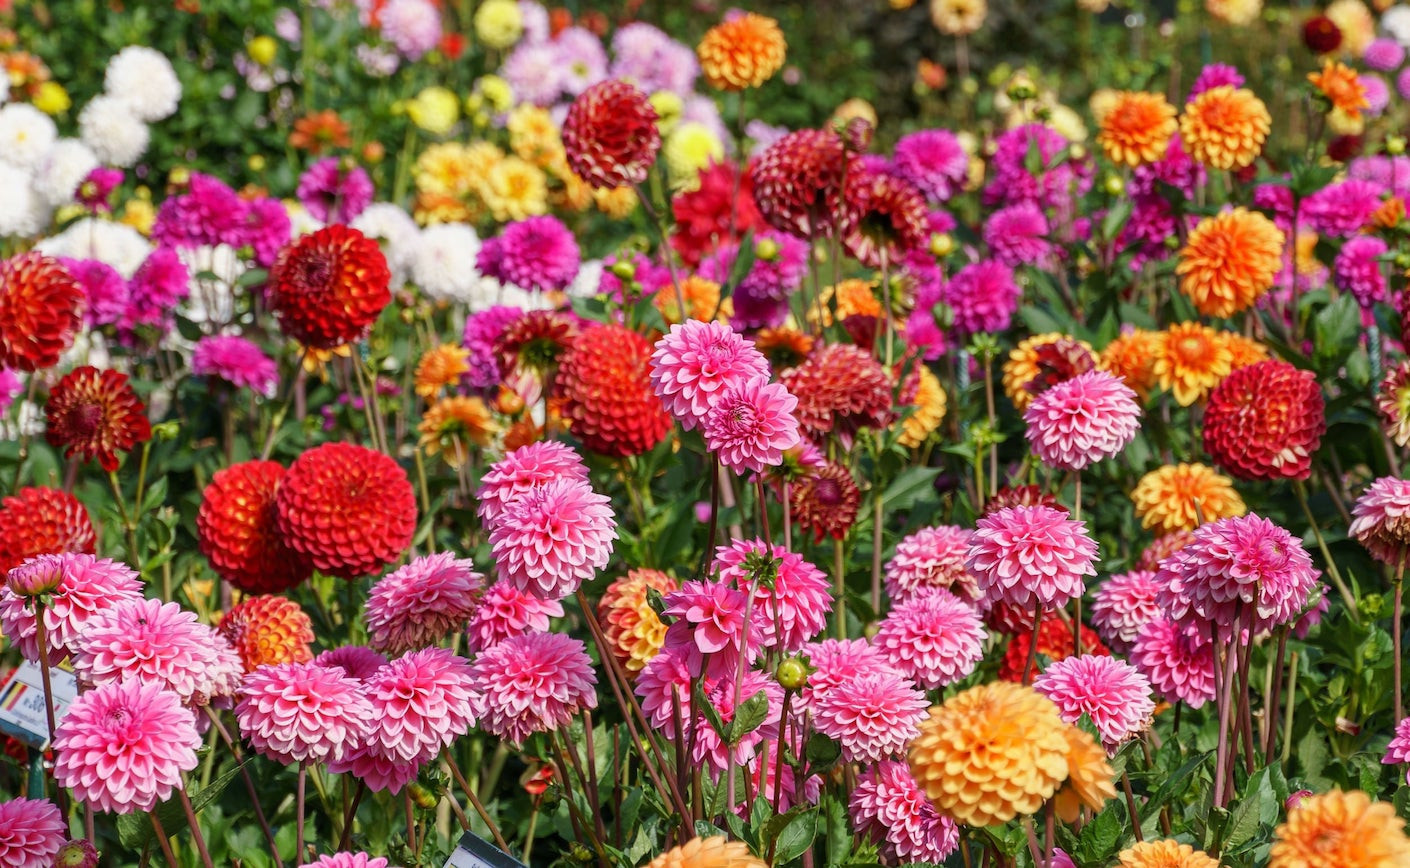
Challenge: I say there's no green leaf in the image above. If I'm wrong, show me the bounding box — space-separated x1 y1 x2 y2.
823 797 850 868
693 681 727 741
1221 765 1278 852
768 807 819 865
728 692 771 745
1100 199 1134 243
1313 294 1361 369
878 467 941 512
117 759 248 849
1142 751 1209 811
1071 804 1123 866
804 732 841 770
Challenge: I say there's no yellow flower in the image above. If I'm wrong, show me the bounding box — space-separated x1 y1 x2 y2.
1176 208 1284 318
32 81 70 115
1223 332 1269 372
414 344 471 400
1131 463 1246 534
1052 725 1116 823
1153 322 1233 406
120 199 156 236
809 279 881 329
247 35 278 67
1325 0 1375 57
697 12 786 91
594 186 638 219
929 0 987 35
1002 333 1096 411
649 91 685 137
419 396 498 468
299 344 354 381
598 569 678 675
407 86 460 136
475 76 515 115
1269 789 1410 868
664 122 724 191
548 160 595 212
899 365 947 448
654 275 722 325
1205 0 1261 26
508 104 565 168
1118 840 1222 868
482 156 548 222
473 0 524 50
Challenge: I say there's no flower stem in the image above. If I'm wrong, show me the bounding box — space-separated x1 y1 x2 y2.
444 751 513 853
1293 479 1360 621
31 605 68 817
1394 557 1405 724
177 782 214 868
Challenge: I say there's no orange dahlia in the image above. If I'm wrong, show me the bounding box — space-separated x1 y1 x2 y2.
0 487 96 574
1002 333 1096 410
418 396 499 468
809 279 882 329
268 225 392 349
697 12 786 91
1179 85 1272 170
598 568 679 676
1269 789 1410 868
898 364 947 448
1131 463 1246 534
1153 322 1233 406
414 344 471 400
217 594 315 672
0 253 83 373
1099 329 1160 400
1203 359 1325 482
197 461 312 595
1222 332 1270 371
558 323 671 458
1052 725 1116 823
1118 839 1222 868
654 275 722 325
753 327 814 370
1309 60 1370 119
44 366 152 472
909 681 1070 827
274 442 417 579
1372 195 1404 230
1097 91 1178 167
1176 208 1284 317
644 837 767 868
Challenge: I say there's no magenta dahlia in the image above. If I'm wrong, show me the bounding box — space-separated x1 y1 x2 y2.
811 671 929 763
235 662 373 765
662 579 763 680
849 761 959 864
365 552 484 654
649 319 771 431
1033 654 1156 753
1023 370 1141 471
489 477 616 600
633 645 694 730
470 632 597 745
966 505 1099 612
800 638 900 707
0 798 66 868
1384 716 1410 785
872 590 986 689
314 646 388 681
884 525 983 605
298 855 389 868
715 538 831 652
0 553 142 663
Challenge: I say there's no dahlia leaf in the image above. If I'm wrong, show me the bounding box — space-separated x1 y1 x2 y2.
1070 802 1123 866
878 467 941 512
727 690 770 745
766 806 818 865
1219 765 1278 853
116 757 248 849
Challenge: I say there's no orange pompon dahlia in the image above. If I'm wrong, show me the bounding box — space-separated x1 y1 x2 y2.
898 363 947 448
1117 840 1221 868
1002 333 1096 410
781 343 894 447
1222 332 1270 371
44 366 152 472
0 253 83 373
268 225 392 349
1097 91 1178 167
697 12 786 91
1099 328 1160 400
414 344 471 400
1131 463 1246 534
558 323 671 458
654 275 722 325
0 487 96 574
1052 725 1116 823
1268 789 1410 868
197 461 312 595
598 568 679 676
1176 208 1284 317
1309 60 1370 119
753 327 814 370
274 442 417 579
808 279 881 330
908 681 1070 827
216 595 315 672
418 396 499 468
791 461 862 542
561 80 661 190
289 109 352 154
1179 85 1272 170
1153 322 1233 406
643 836 767 868
1203 359 1325 482
1372 195 1405 230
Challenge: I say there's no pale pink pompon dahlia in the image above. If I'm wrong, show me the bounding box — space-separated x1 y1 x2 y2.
359 647 481 765
365 552 484 654
1088 570 1163 654
0 797 67 868
702 376 802 474
884 524 982 605
464 581 564 653
800 637 900 707
811 671 929 763
1349 476 1410 566
966 505 1098 612
1033 654 1156 753
235 662 374 766
1023 369 1141 471
470 631 597 745
489 477 617 601
872 590 985 689
0 552 142 663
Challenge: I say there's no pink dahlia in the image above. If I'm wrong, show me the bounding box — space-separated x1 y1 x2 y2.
1130 616 1216 708
893 129 968 203
464 582 564 653
941 260 1022 339
662 579 763 680
298 854 389 868
884 525 982 606
314 646 388 681
715 539 831 652
326 743 420 794
800 638 900 707
1023 370 1141 471
191 334 279 398
872 590 986 689
649 320 771 431
811 671 929 763
235 662 373 765
1349 476 1410 566
365 552 484 654
691 670 783 773
53 679 200 813
634 645 694 730
0 553 142 663
0 797 66 868
295 157 374 224
1384 716 1410 785
360 647 480 764
475 441 589 531
71 596 237 706
850 761 959 864
489 477 616 601
470 632 597 745
702 377 802 474
1033 654 1156 753
966 505 1099 612
1156 513 1319 638
477 216 581 293
1089 570 1163 653
1303 179 1383 237
984 202 1052 267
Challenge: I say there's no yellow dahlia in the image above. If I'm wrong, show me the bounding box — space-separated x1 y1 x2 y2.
594 186 638 219
665 122 725 191
548 159 595 212
1205 0 1261 26
1153 322 1233 406
1325 0 1375 57
1176 208 1284 318
1309 60 1370 120
645 837 767 868
1001 333 1096 411
930 0 987 35
508 105 565 169
418 396 499 468
654 275 722 325
1052 725 1116 823
1118 839 1222 868
899 365 947 449
414 344 471 400
483 156 548 222
1269 789 1410 868
1099 329 1160 400
415 141 492 198
1179 86 1271 170
1222 332 1269 372
809 279 882 329
1097 91 1177 167
1131 463 1246 534
697 13 786 91
908 682 1070 827
598 568 678 675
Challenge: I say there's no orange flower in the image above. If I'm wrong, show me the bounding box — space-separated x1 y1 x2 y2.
1269 789 1410 867
1098 91 1178 166
598 569 678 675
1131 463 1246 534
1052 725 1116 823
414 344 471 400
644 837 766 868
1176 208 1284 317
809 278 882 328
1118 839 1221 868
1153 322 1233 406
1309 60 1370 119
288 109 352 154
1099 329 1160 399
419 396 499 467
654 275 722 325
697 13 786 91
1222 332 1270 371
217 595 314 672
1179 85 1271 170
753 327 814 370
1002 332 1096 410
1372 195 1404 230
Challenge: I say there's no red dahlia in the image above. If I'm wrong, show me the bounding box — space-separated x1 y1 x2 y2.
842 167 929 267
44 366 152 472
561 79 661 189
267 224 391 349
1025 337 1097 398
670 161 764 266
998 612 1109 683
198 461 313 594
1302 15 1342 54
790 461 861 541
0 487 96 574
781 343 894 448
217 595 315 672
274 442 417 579
1202 359 1325 482
0 253 83 373
983 485 1067 517
558 323 671 458
752 128 857 240
495 310 583 405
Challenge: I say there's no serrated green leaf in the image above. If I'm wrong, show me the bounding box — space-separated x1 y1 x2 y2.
1071 803 1123 866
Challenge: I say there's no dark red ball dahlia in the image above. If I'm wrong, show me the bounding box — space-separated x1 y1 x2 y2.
0 487 96 574
752 128 858 239
1302 15 1342 54
982 485 1068 517
790 461 861 542
1202 359 1325 482
274 442 417 579
0 252 83 373
780 343 894 447
562 79 661 189
267 224 391 349
44 366 152 472
198 460 313 594
841 167 929 268
558 323 671 457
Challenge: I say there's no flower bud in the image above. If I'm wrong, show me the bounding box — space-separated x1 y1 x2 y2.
247 35 278 66
755 237 780 261
775 658 808 691
7 557 63 597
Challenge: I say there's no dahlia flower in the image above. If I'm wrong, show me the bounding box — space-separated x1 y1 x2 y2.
478 216 581 292
967 505 1098 612
361 647 480 764
1349 477 1410 566
812 671 930 763
884 525 982 605
1130 463 1245 534
0 553 142 663
643 837 766 868
191 334 278 397
1130 616 1216 708
267 224 391 349
562 80 660 189
490 477 616 601
236 662 373 765
366 553 484 654
216 595 315 672
1179 86 1270 169
790 461 861 542
1384 717 1410 785
1023 369 1141 471
781 343 893 448
296 158 374 224
715 539 831 653
465 581 564 653
1153 322 1234 406
1089 570 1163 652
662 579 763 680
470 632 597 745
476 441 589 530
873 590 986 689
1098 91 1177 166
599 569 678 674
649 319 771 430
752 128 854 239
1176 208 1284 317
697 12 785 91
0 486 96 574
71 596 237 705
44 366 151 472
1269 789 1410 867
558 323 672 457
1034 654 1156 752
0 798 66 868
849 761 959 864
799 638 902 707
893 128 969 202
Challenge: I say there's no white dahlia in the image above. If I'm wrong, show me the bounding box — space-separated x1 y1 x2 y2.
0 103 57 171
34 139 99 207
79 96 150 167
104 46 182 122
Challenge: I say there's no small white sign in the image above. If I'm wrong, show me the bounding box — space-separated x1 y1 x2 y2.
0 661 79 749
444 831 526 868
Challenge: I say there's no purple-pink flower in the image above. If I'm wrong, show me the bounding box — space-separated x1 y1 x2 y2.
690 671 782 773
360 647 480 764
800 638 900 708
940 260 1022 339
893 129 968 203
662 579 764 680
365 552 484 653
984 202 1051 267
1364 37 1405 72
62 258 128 327
1130 615 1215 708
649 320 771 430
1349 476 1410 566
192 334 279 397
1033 654 1156 752
885 525 982 605
1334 235 1388 311
715 538 831 652
299 854 389 868
967 505 1099 612
0 553 143 663
1303 179 1384 238
489 477 616 600
478 216 582 292
314 645 388 681
1023 369 1141 471
1089 570 1163 653
464 582 564 653
296 158 374 224
470 632 597 744
702 376 801 474
1384 716 1410 785
476 440 589 531
1188 63 1245 100
872 590 985 689
0 798 66 868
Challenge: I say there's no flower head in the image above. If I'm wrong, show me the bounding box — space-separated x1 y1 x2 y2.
479 216 581 292
1348 477 1410 566
366 553 484 654
361 647 480 764
418 396 498 468
268 225 391 349
192 335 279 397
1098 91 1178 166
662 579 762 680
559 324 672 457
1089 570 1163 653
644 837 766 868
237 662 373 765
1378 360 1410 448
1309 60 1370 119
874 590 986 689
296 158 374 224
562 80 660 189
197 461 311 594
703 377 802 474
599 569 678 675
885 525 982 605
801 638 901 706
716 539 831 653
894 129 968 202
1154 322 1234 406
1384 717 1410 785
790 461 862 542
1177 208 1284 317
0 256 82 373
1269 789 1410 867
490 477 616 601
0 798 66 868
1130 616 1216 708
1034 655 1156 752
1203 360 1325 482
465 582 564 653
1002 333 1096 410
0 553 142 663
72 597 238 706
649 320 771 431
1131 463 1246 534
1052 725 1117 822
44 366 152 472
314 646 388 682
849 761 959 864
781 344 893 448
217 595 315 672
841 167 930 268
299 855 389 868
752 128 855 239
476 441 589 531
1179 85 1271 169
1117 840 1220 868
471 632 597 744
0 487 95 575
812 671 930 763
968 506 1098 611
1024 370 1141 471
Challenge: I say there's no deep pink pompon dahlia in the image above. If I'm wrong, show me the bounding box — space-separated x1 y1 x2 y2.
966 505 1098 611
1088 570 1163 654
360 646 481 765
800 637 900 708
715 538 831 653
1033 654 1156 753
475 441 588 532
235 662 373 766
464 582 564 653
365 552 484 654
872 589 986 689
489 477 616 601
1349 476 1410 566
849 761 959 864
661 579 763 680
811 671 929 763
0 552 142 663
649 319 771 431
1130 615 1216 709
884 524 983 606
702 376 802 474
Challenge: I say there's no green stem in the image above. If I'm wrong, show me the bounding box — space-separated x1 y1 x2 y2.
1293 480 1360 621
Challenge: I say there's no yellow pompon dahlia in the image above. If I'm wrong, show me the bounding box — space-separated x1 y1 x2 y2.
407 87 460 137
654 275 722 325
473 0 524 50
483 156 548 222
1097 91 1177 167
697 13 786 91
930 0 987 35
594 186 639 219
415 141 493 198
1099 329 1160 400
1309 60 1370 120
645 837 767 868
1176 208 1284 318
908 682 1070 827
1153 322 1233 406
418 396 499 468
665 122 725 191
1052 725 1116 823
414 344 471 400
809 279 882 329
508 105 565 169
1002 333 1096 411
598 568 679 675
1222 332 1270 372
1180 86 1271 170
1325 0 1375 57
1131 463 1246 534
899 365 947 449
1118 839 1222 868
1269 789 1410 868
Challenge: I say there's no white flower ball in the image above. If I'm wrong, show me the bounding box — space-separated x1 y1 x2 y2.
34 139 100 207
104 46 182 122
79 96 150 168
0 103 58 171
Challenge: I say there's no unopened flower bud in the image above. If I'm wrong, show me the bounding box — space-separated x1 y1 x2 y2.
1103 174 1125 196
755 237 780 261
775 658 808 691
609 259 636 280
929 233 954 258
53 839 100 868
1389 136 1407 156
7 557 63 597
